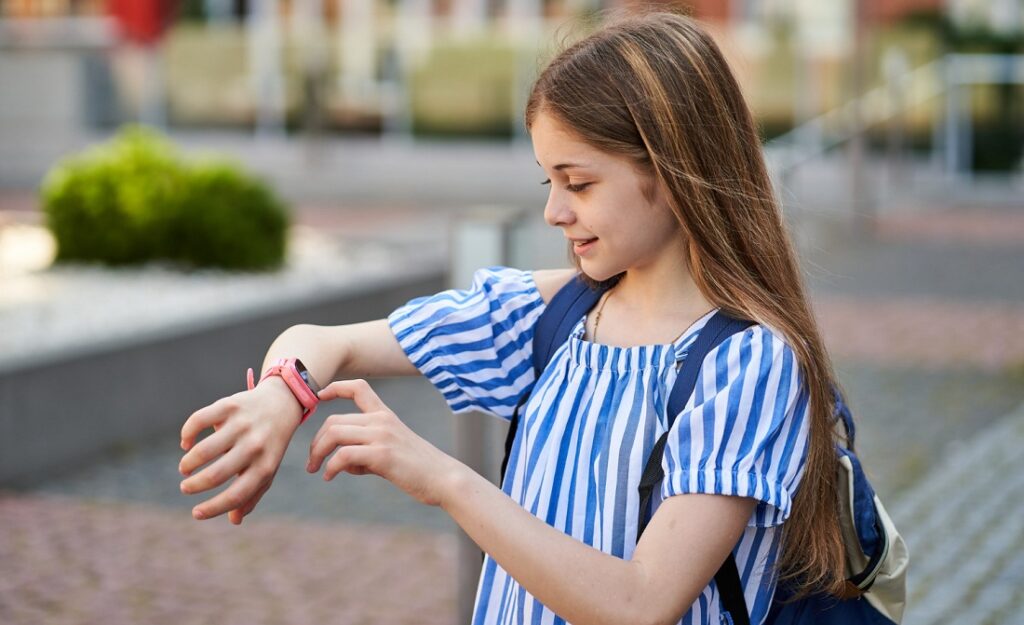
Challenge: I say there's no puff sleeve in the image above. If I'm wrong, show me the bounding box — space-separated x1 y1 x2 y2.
386 266 546 421
660 325 812 527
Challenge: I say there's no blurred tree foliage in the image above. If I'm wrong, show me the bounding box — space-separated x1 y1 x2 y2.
40 126 290 271
901 10 1023 171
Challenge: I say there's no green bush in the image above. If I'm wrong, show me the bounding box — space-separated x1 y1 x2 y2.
40 125 290 271
41 126 185 265
170 159 289 271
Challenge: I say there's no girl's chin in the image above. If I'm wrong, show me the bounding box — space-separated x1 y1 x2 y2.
577 260 621 283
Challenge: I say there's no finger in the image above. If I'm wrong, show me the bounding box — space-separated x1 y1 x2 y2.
181 442 254 496
230 479 273 525
308 413 373 457
191 469 264 521
179 420 240 476
308 423 376 473
181 398 235 450
316 379 388 413
324 445 376 481
242 479 273 517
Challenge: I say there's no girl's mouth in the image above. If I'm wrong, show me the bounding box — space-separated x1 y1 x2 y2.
573 238 598 254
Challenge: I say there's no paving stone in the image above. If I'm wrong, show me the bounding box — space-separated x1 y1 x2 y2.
875 209 1024 247
0 492 458 625
816 295 1024 371
895 405 1024 625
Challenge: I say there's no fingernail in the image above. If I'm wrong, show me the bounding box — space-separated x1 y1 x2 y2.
306 462 314 472
193 509 205 520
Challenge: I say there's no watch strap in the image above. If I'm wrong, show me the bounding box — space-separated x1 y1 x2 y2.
246 358 317 424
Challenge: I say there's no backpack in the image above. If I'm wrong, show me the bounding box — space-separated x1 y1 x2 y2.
498 274 909 625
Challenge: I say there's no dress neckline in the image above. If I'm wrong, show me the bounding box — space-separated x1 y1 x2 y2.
567 308 719 372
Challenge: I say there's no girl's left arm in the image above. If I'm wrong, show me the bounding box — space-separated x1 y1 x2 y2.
308 379 755 625
442 465 755 625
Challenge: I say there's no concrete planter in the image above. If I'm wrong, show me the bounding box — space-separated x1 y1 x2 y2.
0 269 446 487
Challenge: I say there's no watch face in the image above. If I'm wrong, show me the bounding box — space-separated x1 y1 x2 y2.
294 359 322 395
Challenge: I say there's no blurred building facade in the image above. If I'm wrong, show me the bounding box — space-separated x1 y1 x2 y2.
0 0 1020 173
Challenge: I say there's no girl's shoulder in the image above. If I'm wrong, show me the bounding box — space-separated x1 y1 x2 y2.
531 268 578 306
700 321 807 402
712 321 799 364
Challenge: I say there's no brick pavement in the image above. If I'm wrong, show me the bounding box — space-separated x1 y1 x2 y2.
893 403 1024 625
815 295 1024 371
875 208 1024 247
0 491 457 625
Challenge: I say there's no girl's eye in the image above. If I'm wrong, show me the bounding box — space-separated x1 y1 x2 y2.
540 179 591 193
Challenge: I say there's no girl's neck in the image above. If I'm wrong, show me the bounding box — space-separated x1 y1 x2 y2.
612 259 713 322
586 264 715 348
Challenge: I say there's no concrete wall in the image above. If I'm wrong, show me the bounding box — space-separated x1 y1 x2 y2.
0 50 84 133
0 271 446 487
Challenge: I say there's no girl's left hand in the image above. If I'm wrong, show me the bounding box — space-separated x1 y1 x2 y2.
306 379 463 507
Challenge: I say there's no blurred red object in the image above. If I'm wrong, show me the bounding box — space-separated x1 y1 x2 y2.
107 0 180 45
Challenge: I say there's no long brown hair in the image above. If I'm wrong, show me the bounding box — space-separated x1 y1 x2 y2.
525 9 847 597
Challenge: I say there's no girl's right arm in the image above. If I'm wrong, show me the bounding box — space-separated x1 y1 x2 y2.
178 320 418 524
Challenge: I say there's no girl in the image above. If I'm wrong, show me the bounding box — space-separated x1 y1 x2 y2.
179 10 845 625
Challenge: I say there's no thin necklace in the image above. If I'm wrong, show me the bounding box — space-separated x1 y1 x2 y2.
591 287 614 342
592 285 694 348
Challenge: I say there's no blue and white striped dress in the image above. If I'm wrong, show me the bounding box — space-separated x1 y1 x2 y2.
387 266 811 625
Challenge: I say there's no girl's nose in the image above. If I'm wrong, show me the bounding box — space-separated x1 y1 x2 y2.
544 192 576 227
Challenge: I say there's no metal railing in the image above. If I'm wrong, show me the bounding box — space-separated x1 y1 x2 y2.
763 52 1024 230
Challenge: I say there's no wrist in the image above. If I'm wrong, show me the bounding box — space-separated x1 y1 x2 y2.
253 376 306 426
247 358 321 424
438 457 476 511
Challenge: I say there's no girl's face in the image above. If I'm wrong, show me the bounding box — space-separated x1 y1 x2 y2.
531 110 683 282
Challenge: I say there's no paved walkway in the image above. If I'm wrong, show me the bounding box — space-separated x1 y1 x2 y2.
894 403 1024 625
1 191 1023 623
0 492 458 625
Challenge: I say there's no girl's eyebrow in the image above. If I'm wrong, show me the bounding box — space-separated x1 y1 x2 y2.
536 160 590 171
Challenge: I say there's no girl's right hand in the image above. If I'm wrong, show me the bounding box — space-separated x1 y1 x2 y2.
178 377 305 524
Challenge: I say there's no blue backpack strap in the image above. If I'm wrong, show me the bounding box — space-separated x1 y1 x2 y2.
665 312 757 423
532 274 607 374
500 274 608 485
635 310 756 625
834 387 856 449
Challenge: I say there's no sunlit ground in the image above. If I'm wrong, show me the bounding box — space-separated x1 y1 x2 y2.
0 223 55 277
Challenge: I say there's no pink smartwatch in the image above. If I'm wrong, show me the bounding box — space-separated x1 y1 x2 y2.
247 357 322 424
